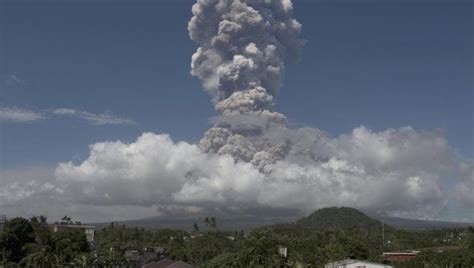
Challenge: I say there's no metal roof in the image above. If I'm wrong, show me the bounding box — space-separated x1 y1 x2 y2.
326 259 393 267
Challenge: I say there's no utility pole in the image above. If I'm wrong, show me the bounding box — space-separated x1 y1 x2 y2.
382 220 385 251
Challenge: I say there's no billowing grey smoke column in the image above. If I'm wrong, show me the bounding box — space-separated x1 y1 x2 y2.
189 0 305 172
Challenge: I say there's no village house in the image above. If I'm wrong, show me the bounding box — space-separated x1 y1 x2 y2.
325 259 393 268
141 258 194 268
382 250 419 263
51 223 96 248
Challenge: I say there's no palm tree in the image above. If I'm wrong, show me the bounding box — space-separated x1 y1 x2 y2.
38 215 47 224
61 216 72 225
193 222 199 233
210 217 217 229
71 254 98 268
204 217 210 229
20 244 59 268
30 216 39 224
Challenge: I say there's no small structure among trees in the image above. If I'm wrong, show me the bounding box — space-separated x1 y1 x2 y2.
325 259 393 268
382 250 419 263
52 215 95 246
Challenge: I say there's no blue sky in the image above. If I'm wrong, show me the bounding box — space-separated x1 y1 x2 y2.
0 0 472 222
1 0 472 169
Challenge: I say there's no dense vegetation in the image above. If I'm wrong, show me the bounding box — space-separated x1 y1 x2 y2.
1 208 473 267
0 217 90 267
286 207 389 231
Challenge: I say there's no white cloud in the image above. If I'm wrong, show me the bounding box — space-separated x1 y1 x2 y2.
52 108 135 125
0 106 134 125
0 126 472 222
51 127 473 220
0 166 164 222
453 161 474 208
0 107 46 122
55 133 262 208
0 167 62 218
1 74 30 89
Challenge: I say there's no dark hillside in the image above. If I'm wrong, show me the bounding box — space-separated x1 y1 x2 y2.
273 207 390 232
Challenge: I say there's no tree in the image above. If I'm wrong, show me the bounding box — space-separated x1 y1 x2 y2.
30 216 54 249
4 218 35 245
467 226 474 250
206 253 241 267
29 215 47 225
38 215 47 224
240 230 283 267
54 229 89 263
210 217 217 229
30 216 39 225
346 240 369 260
193 222 200 233
20 244 59 268
323 243 345 263
0 232 20 264
60 216 73 225
2 217 35 262
70 254 98 268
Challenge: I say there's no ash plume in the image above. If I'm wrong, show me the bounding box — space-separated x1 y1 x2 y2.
189 0 305 170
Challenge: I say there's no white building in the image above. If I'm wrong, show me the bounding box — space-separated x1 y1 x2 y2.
325 259 393 268
52 224 95 243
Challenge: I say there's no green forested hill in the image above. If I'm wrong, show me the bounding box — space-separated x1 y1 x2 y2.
275 207 390 232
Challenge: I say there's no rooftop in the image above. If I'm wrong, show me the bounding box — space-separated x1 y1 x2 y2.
142 259 194 268
326 259 393 267
52 223 95 229
383 250 419 256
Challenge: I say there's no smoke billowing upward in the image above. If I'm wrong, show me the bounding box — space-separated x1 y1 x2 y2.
189 0 304 101
189 0 305 171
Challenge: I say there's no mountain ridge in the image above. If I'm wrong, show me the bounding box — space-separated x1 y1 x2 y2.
269 207 391 232
88 207 473 231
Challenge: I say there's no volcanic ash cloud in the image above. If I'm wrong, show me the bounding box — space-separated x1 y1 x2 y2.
190 0 305 172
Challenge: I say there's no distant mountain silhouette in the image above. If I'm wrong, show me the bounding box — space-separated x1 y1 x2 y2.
298 207 387 229
364 211 474 230
88 207 473 231
270 207 390 232
90 215 299 231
